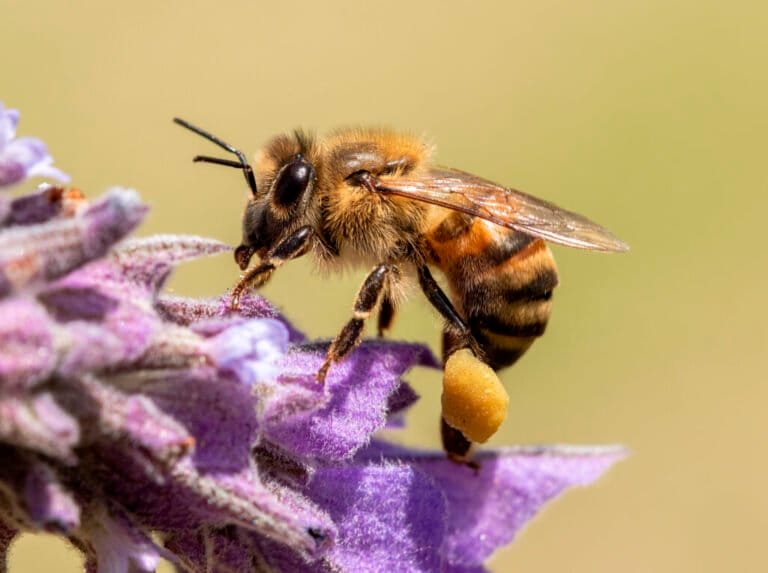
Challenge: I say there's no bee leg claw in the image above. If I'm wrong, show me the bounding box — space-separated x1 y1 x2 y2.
467 459 481 473
316 361 331 383
229 263 274 311
227 226 315 312
446 453 482 473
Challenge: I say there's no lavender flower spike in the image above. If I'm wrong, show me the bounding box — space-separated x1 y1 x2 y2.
0 103 625 572
0 103 69 189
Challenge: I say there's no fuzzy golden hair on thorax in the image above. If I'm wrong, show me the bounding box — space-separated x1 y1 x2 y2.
322 127 433 184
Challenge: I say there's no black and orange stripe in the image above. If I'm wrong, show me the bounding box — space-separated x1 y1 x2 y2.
427 213 558 371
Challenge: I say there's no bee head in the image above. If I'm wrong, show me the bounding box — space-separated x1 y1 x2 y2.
173 119 320 271
235 150 317 270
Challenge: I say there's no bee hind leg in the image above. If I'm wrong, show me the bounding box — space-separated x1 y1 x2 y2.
417 265 481 358
441 418 480 471
418 265 490 468
317 263 398 382
376 294 397 337
230 225 313 309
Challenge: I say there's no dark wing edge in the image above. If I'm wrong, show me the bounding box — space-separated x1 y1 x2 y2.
376 167 630 253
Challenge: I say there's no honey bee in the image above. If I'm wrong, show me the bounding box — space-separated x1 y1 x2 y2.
174 118 628 460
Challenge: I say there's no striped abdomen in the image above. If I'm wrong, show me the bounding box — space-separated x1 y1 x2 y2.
426 212 558 370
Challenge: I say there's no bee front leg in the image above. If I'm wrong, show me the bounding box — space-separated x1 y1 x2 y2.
230 226 313 309
317 264 397 382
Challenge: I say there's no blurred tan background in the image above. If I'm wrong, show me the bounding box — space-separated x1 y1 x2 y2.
2 0 767 571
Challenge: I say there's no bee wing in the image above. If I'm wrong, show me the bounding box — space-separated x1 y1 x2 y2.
377 167 629 252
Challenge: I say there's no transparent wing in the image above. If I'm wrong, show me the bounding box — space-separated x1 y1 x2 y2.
377 167 629 252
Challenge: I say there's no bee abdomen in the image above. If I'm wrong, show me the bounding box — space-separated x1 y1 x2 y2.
452 235 558 371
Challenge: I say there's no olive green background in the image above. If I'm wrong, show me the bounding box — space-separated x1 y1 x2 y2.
2 1 766 571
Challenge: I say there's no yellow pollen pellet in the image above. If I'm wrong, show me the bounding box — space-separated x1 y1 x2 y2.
441 349 509 443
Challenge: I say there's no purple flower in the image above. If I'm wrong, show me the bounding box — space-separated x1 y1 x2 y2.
0 108 625 572
0 103 69 189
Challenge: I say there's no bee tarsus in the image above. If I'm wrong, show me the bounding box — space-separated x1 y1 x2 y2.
441 418 480 470
317 263 398 383
230 225 314 309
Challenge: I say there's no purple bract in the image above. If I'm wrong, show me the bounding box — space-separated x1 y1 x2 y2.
0 103 624 572
0 103 69 189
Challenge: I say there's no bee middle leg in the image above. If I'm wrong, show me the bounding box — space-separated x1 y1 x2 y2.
230 225 313 309
317 264 398 382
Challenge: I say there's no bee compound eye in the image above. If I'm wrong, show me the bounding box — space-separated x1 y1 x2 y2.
272 159 313 207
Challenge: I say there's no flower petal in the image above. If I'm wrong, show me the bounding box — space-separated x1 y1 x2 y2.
139 371 258 472
0 161 25 189
23 461 80 533
164 527 259 573
102 454 335 561
205 318 289 386
263 340 439 461
78 189 148 260
157 291 306 342
0 137 69 188
0 104 68 188
38 286 120 322
65 374 194 466
360 442 627 568
4 137 48 169
307 463 447 573
80 504 162 573
202 466 335 558
0 104 19 149
0 298 55 390
26 161 70 184
91 368 336 559
2 185 85 227
385 381 420 428
110 235 229 294
0 392 80 462
52 303 159 376
0 188 146 296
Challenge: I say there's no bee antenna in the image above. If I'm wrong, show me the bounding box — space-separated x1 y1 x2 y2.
173 117 257 196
